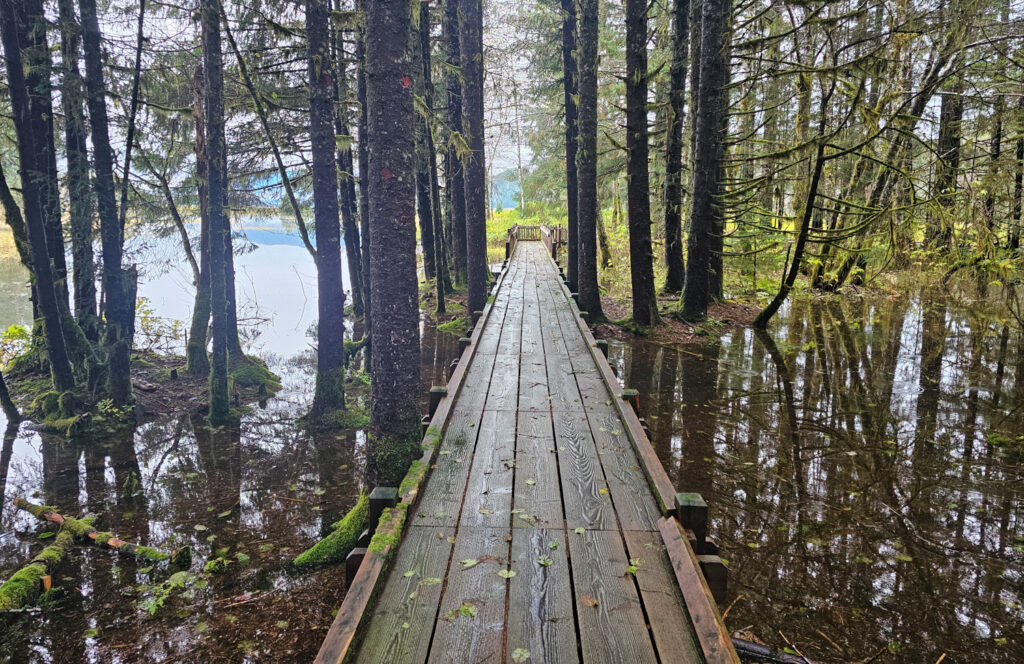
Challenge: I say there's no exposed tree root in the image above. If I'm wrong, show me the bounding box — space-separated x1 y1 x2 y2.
293 492 368 568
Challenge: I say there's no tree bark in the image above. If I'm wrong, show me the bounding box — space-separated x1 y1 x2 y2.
356 10 372 332
116 0 147 235
625 0 659 327
444 0 467 286
332 8 364 318
461 0 488 315
561 0 579 292
662 0 689 294
365 0 422 486
0 1 76 393
200 0 230 424
575 0 603 319
186 65 212 377
57 0 98 338
1012 95 1023 250
79 0 132 403
413 9 436 282
681 0 729 321
308 0 347 422
422 2 451 303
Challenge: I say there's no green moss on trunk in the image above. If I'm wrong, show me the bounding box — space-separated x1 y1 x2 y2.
293 492 368 568
0 529 75 610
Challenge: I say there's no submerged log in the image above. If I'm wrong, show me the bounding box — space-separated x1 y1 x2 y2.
14 498 191 566
0 528 75 610
294 492 368 569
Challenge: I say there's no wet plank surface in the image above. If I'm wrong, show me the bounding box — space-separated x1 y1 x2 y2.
353 242 709 664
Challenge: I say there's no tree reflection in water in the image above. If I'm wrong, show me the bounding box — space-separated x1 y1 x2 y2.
608 294 1024 663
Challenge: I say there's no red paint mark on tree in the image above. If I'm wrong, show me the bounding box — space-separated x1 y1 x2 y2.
401 75 412 88
381 168 393 179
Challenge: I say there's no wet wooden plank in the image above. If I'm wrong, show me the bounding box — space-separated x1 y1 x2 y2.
658 517 740 664
551 409 614 531
567 529 658 664
460 409 516 528
416 400 489 528
623 530 704 664
428 526 510 664
587 410 661 532
513 410 563 529
507 528 579 664
485 353 520 411
354 526 455 664
314 547 388 664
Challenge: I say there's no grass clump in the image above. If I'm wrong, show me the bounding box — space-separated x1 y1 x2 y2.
437 316 470 336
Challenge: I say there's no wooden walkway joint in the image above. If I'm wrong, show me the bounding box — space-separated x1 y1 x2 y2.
316 236 739 664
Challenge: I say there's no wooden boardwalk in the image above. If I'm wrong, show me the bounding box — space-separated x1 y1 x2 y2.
317 239 738 664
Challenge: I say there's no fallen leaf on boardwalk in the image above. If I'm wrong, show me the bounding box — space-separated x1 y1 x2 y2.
461 558 479 568
511 647 531 662
516 513 537 524
525 479 536 486
478 507 494 515
403 570 417 578
497 569 516 579
444 602 477 620
548 540 559 550
581 594 599 607
420 577 442 586
574 527 585 535
599 488 608 495
439 450 451 456
537 555 552 567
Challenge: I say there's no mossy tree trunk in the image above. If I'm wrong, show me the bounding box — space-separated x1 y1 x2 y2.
461 0 488 315
187 64 213 377
561 0 579 292
662 0 688 294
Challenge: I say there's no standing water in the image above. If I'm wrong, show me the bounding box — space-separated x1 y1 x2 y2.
607 294 1024 662
0 223 461 662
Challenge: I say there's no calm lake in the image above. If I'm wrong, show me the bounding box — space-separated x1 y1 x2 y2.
1 225 1022 662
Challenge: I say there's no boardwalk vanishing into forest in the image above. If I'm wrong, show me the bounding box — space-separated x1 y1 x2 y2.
316 234 739 664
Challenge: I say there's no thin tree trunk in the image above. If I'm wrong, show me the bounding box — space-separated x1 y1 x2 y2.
1012 95 1023 250
625 0 659 327
413 9 436 281
116 0 147 234
0 1 76 393
0 369 18 422
575 0 603 319
186 64 212 377
356 9 372 332
984 96 1003 238
332 8 364 318
420 1 450 309
931 76 963 249
201 0 230 424
681 0 729 321
662 0 688 294
365 0 421 486
309 0 347 422
461 0 488 315
80 0 132 403
57 0 98 338
444 0 467 286
561 0 579 292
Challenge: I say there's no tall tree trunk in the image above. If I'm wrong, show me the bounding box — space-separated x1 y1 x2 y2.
420 1 450 310
357 8 373 331
332 9 364 318
1012 95 1023 251
24 0 69 309
461 0 488 315
186 65 212 377
561 0 579 292
413 10 436 281
444 0 467 286
200 0 230 424
79 0 132 403
116 0 147 234
57 0 98 338
625 0 659 327
0 369 18 422
365 0 421 487
575 0 603 319
0 1 76 393
681 0 729 321
931 79 963 249
662 0 689 294
984 96 1003 239
309 0 347 422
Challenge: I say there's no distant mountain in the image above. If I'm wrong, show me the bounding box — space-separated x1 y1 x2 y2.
490 168 521 211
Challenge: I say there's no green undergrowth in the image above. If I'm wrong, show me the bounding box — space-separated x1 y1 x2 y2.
437 316 470 335
293 492 369 568
229 356 281 394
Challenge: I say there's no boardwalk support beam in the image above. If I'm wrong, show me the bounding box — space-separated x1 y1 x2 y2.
676 492 708 545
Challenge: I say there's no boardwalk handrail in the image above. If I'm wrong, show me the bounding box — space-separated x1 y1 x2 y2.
313 264 515 664
539 223 566 260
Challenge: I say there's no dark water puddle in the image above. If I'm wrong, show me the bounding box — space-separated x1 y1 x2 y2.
608 294 1024 662
0 319 459 663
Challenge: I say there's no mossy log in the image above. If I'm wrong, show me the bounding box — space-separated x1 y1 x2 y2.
0 528 75 610
294 492 368 569
14 498 191 566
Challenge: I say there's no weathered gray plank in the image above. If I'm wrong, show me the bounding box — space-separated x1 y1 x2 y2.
623 530 704 664
354 526 455 664
507 528 579 664
552 410 615 531
460 409 516 528
428 526 511 664
513 410 563 529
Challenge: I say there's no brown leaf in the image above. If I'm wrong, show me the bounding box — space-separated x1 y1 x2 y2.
581 594 599 608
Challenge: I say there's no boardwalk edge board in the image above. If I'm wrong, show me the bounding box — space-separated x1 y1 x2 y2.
313 262 515 664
